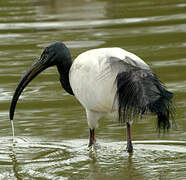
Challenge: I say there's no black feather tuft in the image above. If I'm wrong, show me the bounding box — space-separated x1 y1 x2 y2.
115 63 174 130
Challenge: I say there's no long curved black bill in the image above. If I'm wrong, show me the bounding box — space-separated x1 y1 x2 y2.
9 60 48 120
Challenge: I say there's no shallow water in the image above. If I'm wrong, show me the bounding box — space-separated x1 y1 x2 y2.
1 137 186 180
0 0 186 179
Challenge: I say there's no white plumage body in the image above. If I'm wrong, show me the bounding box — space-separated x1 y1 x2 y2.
69 48 149 129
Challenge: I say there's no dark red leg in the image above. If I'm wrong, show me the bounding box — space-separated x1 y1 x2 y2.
126 122 133 153
88 128 95 147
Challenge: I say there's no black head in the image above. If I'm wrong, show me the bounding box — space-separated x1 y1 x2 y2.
39 42 71 67
9 42 72 120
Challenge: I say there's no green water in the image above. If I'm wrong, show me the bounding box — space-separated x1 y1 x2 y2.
0 0 186 179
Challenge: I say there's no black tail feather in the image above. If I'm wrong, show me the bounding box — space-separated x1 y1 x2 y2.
115 64 174 130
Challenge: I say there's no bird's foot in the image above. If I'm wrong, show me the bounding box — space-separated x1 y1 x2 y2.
88 140 99 152
126 141 133 153
88 144 95 152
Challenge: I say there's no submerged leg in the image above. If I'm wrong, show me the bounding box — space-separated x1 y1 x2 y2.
126 122 133 153
88 128 95 147
86 109 102 147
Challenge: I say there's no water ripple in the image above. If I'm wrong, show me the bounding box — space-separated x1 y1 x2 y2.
0 13 185 30
0 137 185 179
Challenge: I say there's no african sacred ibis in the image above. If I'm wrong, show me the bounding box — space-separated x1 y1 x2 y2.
10 42 174 153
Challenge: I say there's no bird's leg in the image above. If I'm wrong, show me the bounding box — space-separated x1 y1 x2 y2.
126 122 133 153
88 128 95 147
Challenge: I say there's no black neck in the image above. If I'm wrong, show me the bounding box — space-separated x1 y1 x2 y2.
57 63 74 95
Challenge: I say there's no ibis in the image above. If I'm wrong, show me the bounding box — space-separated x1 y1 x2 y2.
10 42 174 153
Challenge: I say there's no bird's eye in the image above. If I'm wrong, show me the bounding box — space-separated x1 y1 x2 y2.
44 48 49 55
44 51 48 58
39 49 49 63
